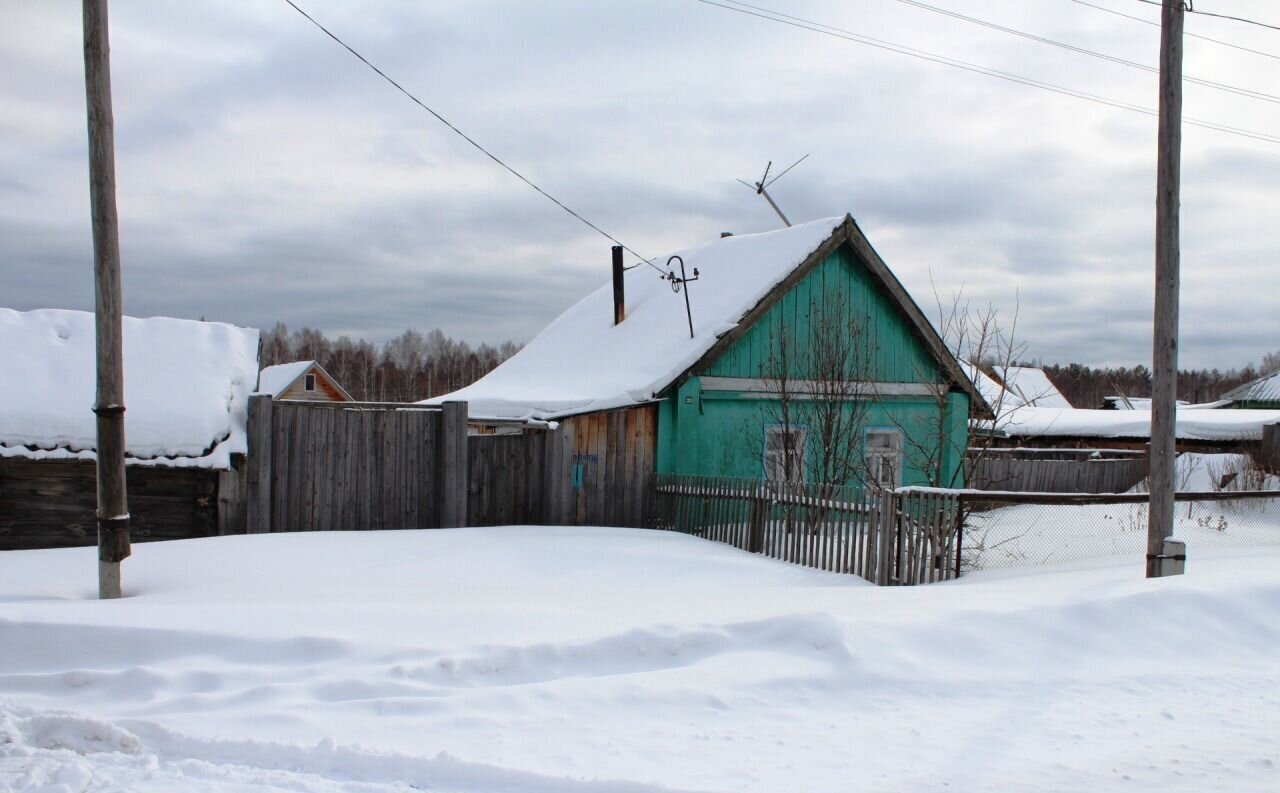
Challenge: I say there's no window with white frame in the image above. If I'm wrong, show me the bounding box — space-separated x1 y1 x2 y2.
304 373 316 392
865 429 902 488
763 426 807 482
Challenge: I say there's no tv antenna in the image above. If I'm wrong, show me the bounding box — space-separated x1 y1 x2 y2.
737 154 808 228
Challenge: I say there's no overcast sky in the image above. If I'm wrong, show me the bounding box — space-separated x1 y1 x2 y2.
3 0 1277 369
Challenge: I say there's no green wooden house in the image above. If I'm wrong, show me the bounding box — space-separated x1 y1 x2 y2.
433 215 989 523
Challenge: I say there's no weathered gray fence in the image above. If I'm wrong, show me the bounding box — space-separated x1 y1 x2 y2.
244 398 653 532
1262 424 1280 475
652 475 960 585
967 448 1149 493
246 397 468 532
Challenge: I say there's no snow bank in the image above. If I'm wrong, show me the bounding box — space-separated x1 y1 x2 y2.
421 217 845 420
1 527 1279 792
0 308 259 468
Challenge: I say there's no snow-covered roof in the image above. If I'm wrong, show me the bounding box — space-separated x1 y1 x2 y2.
257 361 315 397
0 308 260 469
997 405 1280 442
1222 370 1280 404
426 215 987 421
995 365 1072 409
965 362 1024 412
426 217 847 420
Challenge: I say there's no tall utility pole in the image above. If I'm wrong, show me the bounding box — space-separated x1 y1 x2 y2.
83 0 130 598
1148 0 1184 578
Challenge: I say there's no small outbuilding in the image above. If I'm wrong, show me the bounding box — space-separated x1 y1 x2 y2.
0 308 259 549
257 360 353 402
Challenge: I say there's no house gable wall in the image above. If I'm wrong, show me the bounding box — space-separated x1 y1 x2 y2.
656 244 969 487
275 365 350 403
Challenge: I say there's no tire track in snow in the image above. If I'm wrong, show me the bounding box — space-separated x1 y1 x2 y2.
0 703 716 793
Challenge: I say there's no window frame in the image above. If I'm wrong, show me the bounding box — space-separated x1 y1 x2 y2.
762 424 808 483
865 427 903 489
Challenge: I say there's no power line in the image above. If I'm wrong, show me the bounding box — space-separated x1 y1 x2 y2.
1134 0 1280 33
697 0 1280 144
895 0 1280 105
280 0 663 274
1071 0 1280 60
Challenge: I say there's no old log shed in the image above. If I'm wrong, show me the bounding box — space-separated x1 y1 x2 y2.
0 457 247 551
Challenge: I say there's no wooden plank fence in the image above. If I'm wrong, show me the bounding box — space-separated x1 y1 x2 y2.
246 397 467 532
967 448 1149 493
244 398 651 532
652 475 960 585
1262 424 1280 475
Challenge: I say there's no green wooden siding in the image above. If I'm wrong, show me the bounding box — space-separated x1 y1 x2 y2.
705 247 941 384
655 243 969 488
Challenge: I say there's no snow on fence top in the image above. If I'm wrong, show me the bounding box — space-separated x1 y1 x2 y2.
0 308 260 468
423 216 846 421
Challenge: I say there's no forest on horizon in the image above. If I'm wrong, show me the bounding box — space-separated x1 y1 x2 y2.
261 323 1277 408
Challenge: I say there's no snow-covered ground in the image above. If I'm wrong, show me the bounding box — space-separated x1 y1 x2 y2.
2 527 1278 792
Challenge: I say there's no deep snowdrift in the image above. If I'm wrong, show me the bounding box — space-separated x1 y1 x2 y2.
2 528 1278 792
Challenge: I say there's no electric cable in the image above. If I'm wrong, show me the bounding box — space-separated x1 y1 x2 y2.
281 0 664 274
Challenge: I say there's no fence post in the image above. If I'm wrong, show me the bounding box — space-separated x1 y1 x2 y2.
953 497 965 579
747 487 767 553
1263 423 1280 475
877 488 895 585
542 423 571 525
245 394 273 533
439 401 468 528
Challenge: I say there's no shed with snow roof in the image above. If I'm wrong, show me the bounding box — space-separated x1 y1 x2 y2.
427 215 989 523
258 360 353 403
0 308 260 549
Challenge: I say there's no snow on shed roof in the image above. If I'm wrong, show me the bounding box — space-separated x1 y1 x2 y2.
965 362 1024 412
257 361 315 397
997 405 1280 442
995 365 1072 409
0 308 260 468
424 217 847 420
1222 370 1280 404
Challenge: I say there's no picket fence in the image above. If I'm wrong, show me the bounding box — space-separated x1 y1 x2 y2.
652 475 961 585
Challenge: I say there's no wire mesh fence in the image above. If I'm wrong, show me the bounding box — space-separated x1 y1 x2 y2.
958 491 1280 572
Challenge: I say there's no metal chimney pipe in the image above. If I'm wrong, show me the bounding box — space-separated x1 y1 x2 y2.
611 245 625 325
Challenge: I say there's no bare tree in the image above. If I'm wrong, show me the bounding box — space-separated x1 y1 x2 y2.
758 289 877 489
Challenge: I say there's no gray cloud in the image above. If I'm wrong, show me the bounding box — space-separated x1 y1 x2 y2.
2 0 1277 373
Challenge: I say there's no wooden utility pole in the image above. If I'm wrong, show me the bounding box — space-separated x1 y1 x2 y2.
83 0 131 598
1147 0 1184 578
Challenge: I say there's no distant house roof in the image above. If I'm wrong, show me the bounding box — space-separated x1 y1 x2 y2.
1222 370 1280 405
994 366 1072 409
257 360 352 401
426 215 988 421
0 308 260 469
258 361 314 397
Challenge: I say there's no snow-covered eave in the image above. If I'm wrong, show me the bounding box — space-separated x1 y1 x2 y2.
456 394 665 424
0 433 244 470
